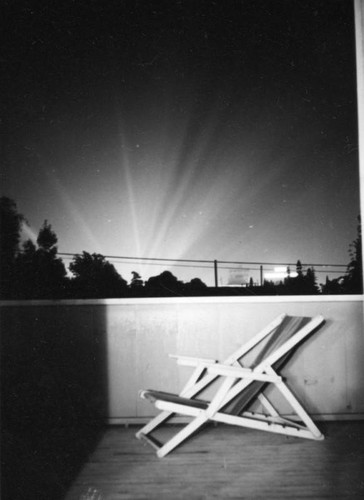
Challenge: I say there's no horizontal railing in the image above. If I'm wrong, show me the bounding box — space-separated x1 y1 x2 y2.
58 252 347 287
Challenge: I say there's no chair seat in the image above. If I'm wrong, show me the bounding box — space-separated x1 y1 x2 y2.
141 390 209 410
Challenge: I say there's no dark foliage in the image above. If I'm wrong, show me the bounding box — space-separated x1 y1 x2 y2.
14 221 68 299
0 197 26 298
343 216 362 293
144 270 184 297
283 262 320 295
322 217 362 294
183 277 208 296
69 251 128 298
1 197 362 299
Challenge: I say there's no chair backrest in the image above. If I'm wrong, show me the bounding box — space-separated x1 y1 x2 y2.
250 315 313 369
181 314 324 410
224 315 324 415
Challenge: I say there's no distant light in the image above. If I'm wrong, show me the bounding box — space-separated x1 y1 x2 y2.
264 267 298 281
274 266 287 273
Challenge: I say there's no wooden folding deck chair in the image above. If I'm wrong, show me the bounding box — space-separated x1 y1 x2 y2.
136 314 325 457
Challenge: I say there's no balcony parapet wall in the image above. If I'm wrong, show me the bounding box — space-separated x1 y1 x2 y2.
1 295 364 424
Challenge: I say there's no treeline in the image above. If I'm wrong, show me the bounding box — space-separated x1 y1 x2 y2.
0 197 208 299
261 262 322 296
0 196 362 300
257 254 361 295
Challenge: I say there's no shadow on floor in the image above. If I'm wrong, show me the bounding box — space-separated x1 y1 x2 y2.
1 304 109 499
2 424 105 500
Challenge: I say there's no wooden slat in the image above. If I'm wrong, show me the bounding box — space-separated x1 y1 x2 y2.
65 422 364 499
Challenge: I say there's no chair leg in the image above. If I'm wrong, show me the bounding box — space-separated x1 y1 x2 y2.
157 414 208 458
275 379 324 439
264 366 323 439
136 410 173 439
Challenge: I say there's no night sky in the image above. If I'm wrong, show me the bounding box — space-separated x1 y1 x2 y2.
1 0 360 285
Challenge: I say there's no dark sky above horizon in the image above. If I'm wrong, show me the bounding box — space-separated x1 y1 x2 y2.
1 0 360 285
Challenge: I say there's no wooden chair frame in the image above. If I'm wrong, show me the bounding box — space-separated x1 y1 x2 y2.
136 314 325 458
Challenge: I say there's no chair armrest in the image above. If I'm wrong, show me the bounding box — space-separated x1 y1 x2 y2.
169 354 217 367
207 363 282 383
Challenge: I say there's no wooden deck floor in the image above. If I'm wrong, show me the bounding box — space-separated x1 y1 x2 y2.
65 421 364 500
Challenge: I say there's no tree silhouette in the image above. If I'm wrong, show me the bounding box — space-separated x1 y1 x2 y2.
69 252 128 298
296 260 303 278
128 271 144 297
145 270 184 297
37 220 58 251
342 216 362 293
304 267 320 294
14 221 67 299
321 275 344 294
0 197 26 298
183 277 207 295
262 279 277 294
283 261 319 295
130 271 143 288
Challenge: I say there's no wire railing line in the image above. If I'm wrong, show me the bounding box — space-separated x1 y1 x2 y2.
58 251 347 287
58 252 346 269
58 253 214 264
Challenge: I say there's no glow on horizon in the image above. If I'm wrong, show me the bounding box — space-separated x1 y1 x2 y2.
111 91 257 279
264 267 298 282
21 223 38 243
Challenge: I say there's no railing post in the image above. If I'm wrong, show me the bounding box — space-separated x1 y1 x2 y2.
214 260 218 287
260 265 263 286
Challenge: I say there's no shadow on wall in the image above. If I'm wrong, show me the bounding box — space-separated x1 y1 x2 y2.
1 304 109 500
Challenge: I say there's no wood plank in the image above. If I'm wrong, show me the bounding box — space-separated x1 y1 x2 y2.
65 422 364 499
